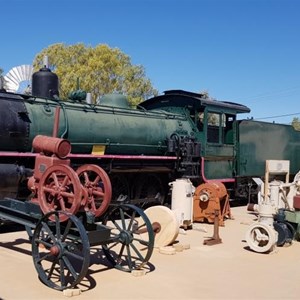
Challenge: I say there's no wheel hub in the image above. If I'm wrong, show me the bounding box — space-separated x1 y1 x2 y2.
119 230 133 245
50 244 61 257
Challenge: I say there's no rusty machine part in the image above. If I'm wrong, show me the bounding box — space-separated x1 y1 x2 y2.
76 164 112 217
28 135 112 222
32 135 71 159
203 209 222 245
193 181 231 226
38 164 82 222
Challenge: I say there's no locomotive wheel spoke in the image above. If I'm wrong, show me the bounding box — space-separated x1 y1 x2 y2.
102 204 154 272
76 164 112 217
32 211 90 291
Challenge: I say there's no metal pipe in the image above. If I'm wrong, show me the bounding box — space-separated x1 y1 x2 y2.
52 106 61 138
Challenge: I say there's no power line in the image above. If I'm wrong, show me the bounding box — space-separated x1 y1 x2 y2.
254 112 300 121
236 86 300 103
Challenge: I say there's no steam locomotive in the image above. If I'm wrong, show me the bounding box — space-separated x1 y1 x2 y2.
1 66 300 206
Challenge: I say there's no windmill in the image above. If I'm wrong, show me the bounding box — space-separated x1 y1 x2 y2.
4 64 33 94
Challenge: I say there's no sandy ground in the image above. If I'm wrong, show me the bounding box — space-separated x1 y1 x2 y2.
1 206 300 300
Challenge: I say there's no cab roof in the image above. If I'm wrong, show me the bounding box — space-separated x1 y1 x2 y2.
139 90 251 114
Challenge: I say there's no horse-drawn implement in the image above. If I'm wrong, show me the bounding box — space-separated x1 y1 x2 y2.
0 132 155 291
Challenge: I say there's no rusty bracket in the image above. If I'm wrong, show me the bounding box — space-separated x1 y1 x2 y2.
203 209 222 246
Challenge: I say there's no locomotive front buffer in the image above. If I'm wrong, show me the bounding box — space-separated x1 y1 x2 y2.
0 134 155 291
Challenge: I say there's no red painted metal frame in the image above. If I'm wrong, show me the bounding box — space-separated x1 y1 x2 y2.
1 152 236 183
0 151 178 160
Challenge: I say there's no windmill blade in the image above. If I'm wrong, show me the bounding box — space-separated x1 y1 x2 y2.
4 65 33 93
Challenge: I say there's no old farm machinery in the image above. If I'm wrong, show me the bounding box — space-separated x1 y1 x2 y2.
0 129 155 291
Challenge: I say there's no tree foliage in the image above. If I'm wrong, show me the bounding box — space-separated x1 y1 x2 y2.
291 117 300 131
33 43 158 105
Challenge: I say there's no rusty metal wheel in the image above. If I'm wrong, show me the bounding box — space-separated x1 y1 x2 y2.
32 211 90 290
76 164 112 217
38 165 82 222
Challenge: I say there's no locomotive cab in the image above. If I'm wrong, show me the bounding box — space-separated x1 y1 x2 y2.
139 90 251 183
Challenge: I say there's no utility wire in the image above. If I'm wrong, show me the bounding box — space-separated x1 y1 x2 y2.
236 86 300 103
254 112 300 120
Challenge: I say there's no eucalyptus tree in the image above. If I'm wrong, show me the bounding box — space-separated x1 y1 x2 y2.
33 43 158 105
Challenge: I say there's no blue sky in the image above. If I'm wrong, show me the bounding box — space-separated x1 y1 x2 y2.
1 0 300 124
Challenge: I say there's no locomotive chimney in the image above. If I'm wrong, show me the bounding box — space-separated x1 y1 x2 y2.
43 55 49 68
31 56 59 99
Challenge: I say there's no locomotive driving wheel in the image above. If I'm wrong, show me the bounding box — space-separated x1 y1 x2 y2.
32 211 90 291
102 204 154 272
76 164 112 217
38 165 82 222
134 174 165 207
109 174 130 202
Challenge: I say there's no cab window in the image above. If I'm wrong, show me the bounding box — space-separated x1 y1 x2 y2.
205 112 234 145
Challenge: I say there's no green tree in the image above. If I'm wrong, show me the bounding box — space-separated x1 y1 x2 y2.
291 117 300 131
33 43 158 105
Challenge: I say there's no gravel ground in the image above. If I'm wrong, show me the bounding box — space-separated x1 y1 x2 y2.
1 206 300 300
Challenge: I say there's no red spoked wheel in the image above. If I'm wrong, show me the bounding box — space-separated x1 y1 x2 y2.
38 165 82 222
76 164 112 217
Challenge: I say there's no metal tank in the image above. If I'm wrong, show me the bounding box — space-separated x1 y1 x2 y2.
0 85 194 156
237 120 300 177
169 178 194 227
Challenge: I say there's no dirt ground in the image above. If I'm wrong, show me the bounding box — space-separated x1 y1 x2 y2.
1 205 300 300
